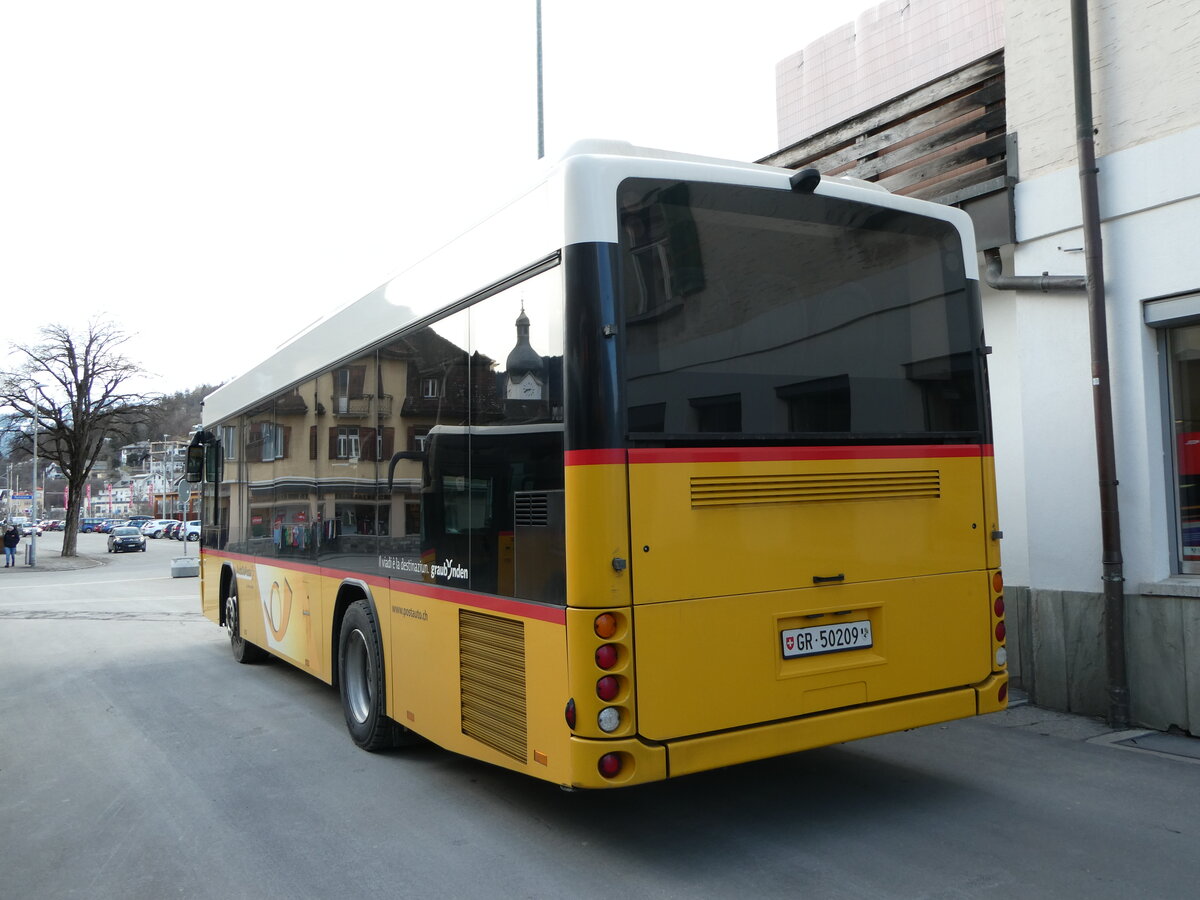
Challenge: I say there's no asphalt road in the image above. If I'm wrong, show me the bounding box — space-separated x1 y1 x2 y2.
2 532 1199 899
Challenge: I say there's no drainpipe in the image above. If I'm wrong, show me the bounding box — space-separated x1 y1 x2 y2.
1072 0 1129 729
982 248 1086 293
982 1 1130 729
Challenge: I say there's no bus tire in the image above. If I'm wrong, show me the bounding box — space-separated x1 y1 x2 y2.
225 579 268 664
338 599 414 751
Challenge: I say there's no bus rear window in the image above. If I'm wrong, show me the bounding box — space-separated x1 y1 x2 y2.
617 178 982 443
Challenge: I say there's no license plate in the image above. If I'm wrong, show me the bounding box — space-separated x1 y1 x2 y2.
781 620 873 659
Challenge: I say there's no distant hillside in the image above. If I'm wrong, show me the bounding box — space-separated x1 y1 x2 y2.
145 384 219 441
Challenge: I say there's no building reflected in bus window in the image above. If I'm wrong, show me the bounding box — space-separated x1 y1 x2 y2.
619 178 981 444
377 268 566 603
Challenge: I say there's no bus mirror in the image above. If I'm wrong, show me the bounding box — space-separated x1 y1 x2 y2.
388 451 426 492
185 445 205 483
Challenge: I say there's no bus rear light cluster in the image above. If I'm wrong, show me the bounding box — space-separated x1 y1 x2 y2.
590 612 633 768
991 570 1007 671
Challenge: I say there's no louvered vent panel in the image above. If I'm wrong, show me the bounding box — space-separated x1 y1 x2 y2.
691 470 941 508
514 492 550 527
459 610 527 762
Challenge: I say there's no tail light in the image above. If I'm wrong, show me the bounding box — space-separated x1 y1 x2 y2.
598 753 622 778
596 675 619 701
595 644 618 669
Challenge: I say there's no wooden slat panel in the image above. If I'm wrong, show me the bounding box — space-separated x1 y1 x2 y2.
765 53 1004 169
878 133 1008 194
762 51 1007 210
831 108 1006 182
789 80 1005 175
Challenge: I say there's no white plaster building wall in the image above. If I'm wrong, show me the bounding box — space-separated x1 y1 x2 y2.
1006 0 1200 180
1005 0 1200 590
775 0 1004 147
979 279 1031 584
1009 129 1200 588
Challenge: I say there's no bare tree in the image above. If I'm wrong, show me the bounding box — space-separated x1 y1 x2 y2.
0 322 160 556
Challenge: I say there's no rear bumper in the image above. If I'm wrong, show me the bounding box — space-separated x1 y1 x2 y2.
666 688 980 778
569 682 1005 788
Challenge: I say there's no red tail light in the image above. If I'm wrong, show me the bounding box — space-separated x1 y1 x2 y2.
564 698 576 729
994 596 1005 617
995 621 1006 643
596 676 619 701
598 753 622 778
595 644 618 670
998 682 1008 703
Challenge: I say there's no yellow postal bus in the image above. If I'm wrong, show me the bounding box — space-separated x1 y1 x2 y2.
189 141 1007 789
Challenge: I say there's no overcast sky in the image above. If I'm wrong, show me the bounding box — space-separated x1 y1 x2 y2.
2 0 880 394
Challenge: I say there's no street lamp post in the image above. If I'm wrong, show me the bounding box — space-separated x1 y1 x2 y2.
29 389 39 566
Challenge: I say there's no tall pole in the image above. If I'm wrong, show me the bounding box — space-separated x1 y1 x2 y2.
29 388 38 567
1071 0 1128 728
536 0 544 159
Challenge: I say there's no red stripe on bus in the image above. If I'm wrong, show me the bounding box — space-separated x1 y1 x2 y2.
563 444 991 465
207 551 566 624
565 449 626 466
628 445 990 464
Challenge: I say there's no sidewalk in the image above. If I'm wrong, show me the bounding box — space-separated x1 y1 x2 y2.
6 538 105 573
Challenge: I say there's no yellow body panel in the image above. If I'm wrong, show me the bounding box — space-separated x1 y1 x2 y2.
628 454 992 604
564 461 632 609
383 584 575 784
633 572 991 740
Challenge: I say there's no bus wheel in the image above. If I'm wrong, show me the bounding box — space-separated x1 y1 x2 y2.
338 599 414 751
225 580 267 664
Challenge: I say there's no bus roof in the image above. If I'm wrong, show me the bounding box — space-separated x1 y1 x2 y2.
203 140 974 425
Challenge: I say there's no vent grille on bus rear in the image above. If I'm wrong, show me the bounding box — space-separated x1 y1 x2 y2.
690 470 941 508
459 610 527 762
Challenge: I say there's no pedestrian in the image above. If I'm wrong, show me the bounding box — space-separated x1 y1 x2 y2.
3 525 19 567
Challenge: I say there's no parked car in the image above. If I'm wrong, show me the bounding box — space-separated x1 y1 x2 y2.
9 517 39 536
182 520 201 542
126 515 153 526
141 519 177 539
107 526 147 553
80 517 106 533
164 521 182 540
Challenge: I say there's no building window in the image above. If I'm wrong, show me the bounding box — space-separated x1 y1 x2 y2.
221 425 237 460
337 427 360 460
334 365 367 414
422 377 440 399
1168 323 1200 573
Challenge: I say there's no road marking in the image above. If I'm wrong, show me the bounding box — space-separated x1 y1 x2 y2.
0 575 184 592
0 594 196 607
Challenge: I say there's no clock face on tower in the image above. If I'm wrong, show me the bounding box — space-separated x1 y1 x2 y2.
507 371 542 401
